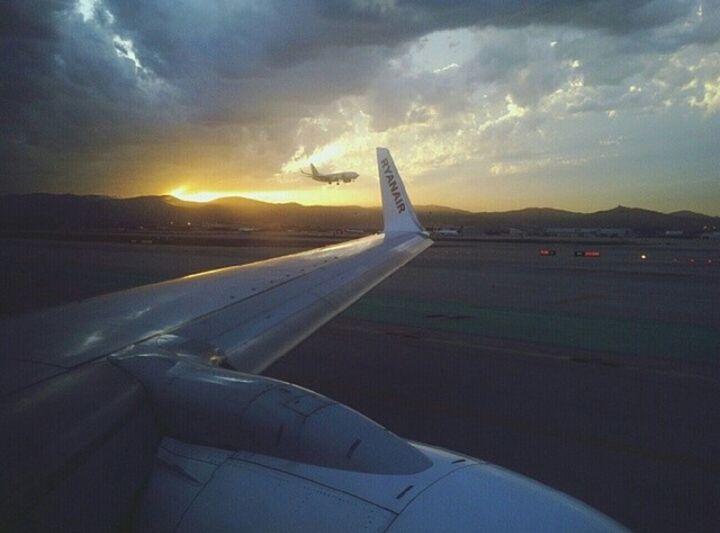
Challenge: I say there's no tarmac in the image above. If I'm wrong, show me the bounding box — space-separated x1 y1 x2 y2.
2 235 719 532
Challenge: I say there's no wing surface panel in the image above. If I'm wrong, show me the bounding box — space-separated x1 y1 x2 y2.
175 233 430 372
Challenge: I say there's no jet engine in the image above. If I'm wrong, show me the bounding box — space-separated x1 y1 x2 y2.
112 352 627 532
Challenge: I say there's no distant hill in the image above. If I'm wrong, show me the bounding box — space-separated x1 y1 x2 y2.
0 194 718 236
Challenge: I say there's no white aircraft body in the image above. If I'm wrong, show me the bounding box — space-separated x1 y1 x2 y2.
433 225 464 237
0 149 626 531
302 163 359 184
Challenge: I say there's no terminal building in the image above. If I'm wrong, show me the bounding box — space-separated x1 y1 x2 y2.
545 227 634 238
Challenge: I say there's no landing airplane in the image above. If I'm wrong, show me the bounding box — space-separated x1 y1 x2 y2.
301 163 359 184
0 149 626 531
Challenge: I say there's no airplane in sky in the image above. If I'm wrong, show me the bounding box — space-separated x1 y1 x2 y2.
301 163 359 184
0 149 626 531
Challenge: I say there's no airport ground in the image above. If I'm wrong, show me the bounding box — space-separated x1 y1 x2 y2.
1 235 719 532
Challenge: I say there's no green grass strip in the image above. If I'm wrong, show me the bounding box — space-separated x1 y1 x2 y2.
343 297 720 362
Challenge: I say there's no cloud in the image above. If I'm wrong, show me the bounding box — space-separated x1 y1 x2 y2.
1 0 719 214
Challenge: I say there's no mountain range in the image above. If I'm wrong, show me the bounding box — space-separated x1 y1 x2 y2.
1 193 718 236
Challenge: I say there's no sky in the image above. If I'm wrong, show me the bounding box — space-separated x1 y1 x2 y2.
2 0 720 214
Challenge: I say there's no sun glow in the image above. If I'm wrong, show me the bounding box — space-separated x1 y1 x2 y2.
168 186 376 206
169 187 231 202
170 186 305 203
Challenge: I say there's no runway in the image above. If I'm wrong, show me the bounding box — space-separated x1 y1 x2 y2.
2 236 719 531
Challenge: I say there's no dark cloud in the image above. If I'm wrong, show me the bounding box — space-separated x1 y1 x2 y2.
0 0 718 198
0 0 71 40
326 0 695 35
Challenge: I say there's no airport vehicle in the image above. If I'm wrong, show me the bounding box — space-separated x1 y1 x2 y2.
301 163 359 184
0 149 625 531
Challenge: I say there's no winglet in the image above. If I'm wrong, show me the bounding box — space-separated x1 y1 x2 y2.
376 147 426 234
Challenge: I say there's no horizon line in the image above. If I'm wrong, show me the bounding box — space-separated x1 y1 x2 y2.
2 191 720 218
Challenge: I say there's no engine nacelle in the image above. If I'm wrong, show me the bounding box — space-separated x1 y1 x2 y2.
138 437 627 532
110 352 430 475
111 352 627 532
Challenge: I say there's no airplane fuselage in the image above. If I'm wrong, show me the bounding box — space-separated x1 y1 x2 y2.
302 163 359 184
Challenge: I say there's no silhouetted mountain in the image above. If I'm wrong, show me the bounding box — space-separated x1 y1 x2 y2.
572 206 719 232
0 194 718 235
669 210 710 219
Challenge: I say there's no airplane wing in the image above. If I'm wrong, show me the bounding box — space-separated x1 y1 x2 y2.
0 149 429 386
0 148 626 532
